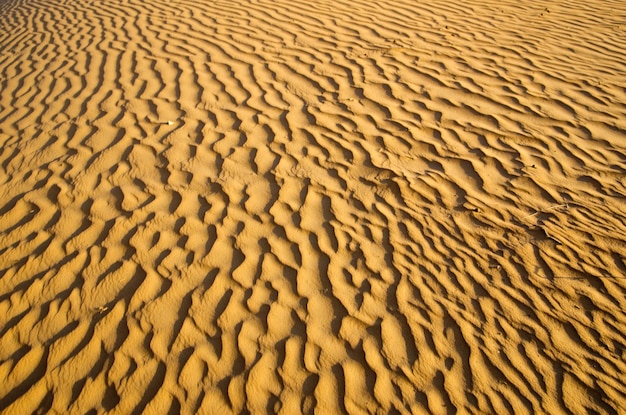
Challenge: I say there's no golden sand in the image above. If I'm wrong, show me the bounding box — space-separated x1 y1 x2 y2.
1 0 625 413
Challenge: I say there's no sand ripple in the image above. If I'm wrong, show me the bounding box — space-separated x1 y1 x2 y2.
1 0 626 413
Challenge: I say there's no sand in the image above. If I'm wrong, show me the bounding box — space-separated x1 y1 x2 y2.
1 0 625 413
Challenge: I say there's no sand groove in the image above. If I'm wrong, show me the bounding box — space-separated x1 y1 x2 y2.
1 0 626 413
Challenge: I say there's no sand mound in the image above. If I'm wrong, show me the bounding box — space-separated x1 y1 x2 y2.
1 0 625 413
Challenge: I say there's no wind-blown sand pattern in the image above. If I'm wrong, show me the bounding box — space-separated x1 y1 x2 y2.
1 0 625 413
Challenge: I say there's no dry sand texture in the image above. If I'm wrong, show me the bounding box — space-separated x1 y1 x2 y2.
1 0 626 413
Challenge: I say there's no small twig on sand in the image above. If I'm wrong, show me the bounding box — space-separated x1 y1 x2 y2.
146 117 175 125
525 203 569 219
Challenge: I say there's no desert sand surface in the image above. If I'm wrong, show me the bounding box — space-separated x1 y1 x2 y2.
1 0 625 413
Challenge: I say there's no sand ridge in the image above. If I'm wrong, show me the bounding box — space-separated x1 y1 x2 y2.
1 0 626 413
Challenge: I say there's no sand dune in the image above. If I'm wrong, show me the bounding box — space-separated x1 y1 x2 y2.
1 0 625 413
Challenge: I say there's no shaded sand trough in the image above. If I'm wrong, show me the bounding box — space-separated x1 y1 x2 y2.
1 0 626 413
